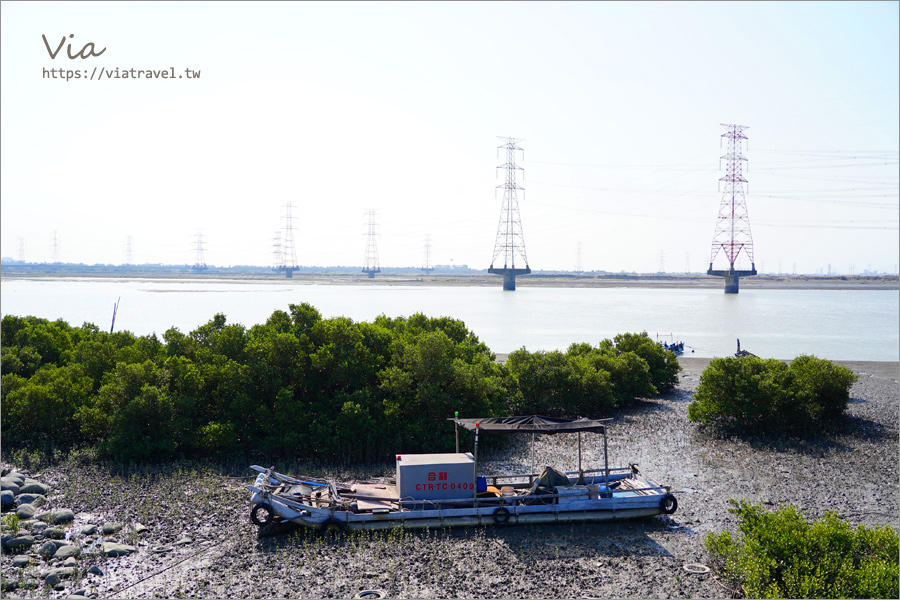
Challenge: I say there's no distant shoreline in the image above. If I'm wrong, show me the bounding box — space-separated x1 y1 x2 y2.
2 271 898 291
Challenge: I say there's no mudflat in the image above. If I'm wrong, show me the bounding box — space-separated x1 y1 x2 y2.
3 359 897 599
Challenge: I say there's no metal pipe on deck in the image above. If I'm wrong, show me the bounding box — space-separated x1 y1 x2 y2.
603 427 609 493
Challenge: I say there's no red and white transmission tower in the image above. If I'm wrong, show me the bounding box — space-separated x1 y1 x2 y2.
708 123 757 293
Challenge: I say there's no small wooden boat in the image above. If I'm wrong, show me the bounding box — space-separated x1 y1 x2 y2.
246 416 677 535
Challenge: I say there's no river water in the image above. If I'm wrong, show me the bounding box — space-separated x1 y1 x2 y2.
1 278 897 361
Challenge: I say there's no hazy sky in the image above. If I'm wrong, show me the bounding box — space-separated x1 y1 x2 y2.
2 1 898 274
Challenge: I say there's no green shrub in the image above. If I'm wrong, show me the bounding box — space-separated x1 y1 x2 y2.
688 355 857 434
706 499 899 599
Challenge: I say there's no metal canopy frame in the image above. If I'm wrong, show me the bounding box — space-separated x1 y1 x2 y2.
451 415 612 502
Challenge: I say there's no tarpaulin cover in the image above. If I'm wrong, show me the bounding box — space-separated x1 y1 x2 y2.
451 415 608 434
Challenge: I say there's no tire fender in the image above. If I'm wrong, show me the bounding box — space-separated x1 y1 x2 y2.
492 506 511 525
660 493 678 515
321 517 345 536
250 503 274 527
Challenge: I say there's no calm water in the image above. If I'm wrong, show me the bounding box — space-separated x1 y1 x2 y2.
1 278 897 362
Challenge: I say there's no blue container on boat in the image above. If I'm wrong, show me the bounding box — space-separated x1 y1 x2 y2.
476 476 487 493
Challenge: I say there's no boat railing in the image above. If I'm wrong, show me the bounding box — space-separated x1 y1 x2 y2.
484 466 634 489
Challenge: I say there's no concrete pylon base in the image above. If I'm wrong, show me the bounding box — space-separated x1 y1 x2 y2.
488 266 531 291
708 265 757 294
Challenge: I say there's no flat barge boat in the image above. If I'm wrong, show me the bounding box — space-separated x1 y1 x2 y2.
246 416 677 534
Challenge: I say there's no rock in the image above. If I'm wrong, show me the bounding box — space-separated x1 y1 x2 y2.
38 540 58 559
44 566 77 587
18 481 50 495
87 565 103 575
102 542 136 557
134 522 150 534
173 536 192 546
103 523 123 535
63 556 78 568
1 490 13 509
14 493 47 507
43 527 65 539
52 509 75 524
102 522 123 535
5 472 26 484
54 544 80 559
31 522 48 533
12 555 31 567
4 535 35 552
1 476 22 493
15 503 36 519
81 524 97 535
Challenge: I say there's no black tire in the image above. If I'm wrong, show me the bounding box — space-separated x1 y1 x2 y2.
660 493 678 515
492 506 511 525
250 503 274 527
320 518 344 537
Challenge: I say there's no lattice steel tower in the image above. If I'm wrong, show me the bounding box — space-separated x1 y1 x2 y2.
708 123 757 293
489 137 530 290
274 202 299 278
362 209 380 278
51 230 60 264
192 229 208 272
422 234 434 273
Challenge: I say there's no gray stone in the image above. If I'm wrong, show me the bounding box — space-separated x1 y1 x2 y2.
1 489 13 509
63 557 78 567
0 472 25 487
102 522 123 535
50 539 70 549
87 565 103 575
53 544 80 559
81 524 97 535
173 536 192 546
19 481 50 495
43 527 65 539
12 555 31 567
14 493 47 507
134 522 149 534
102 542 136 557
15 503 36 519
44 566 77 585
38 540 57 559
4 535 35 552
52 509 75 524
31 522 48 533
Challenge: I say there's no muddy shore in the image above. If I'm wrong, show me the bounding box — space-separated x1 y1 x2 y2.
2 358 897 599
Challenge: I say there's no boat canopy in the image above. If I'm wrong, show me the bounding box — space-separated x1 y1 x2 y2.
451 415 610 435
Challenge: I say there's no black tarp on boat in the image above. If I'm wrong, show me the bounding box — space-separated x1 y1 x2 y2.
451 415 609 434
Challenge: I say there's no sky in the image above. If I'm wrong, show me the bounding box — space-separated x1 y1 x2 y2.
2 1 898 274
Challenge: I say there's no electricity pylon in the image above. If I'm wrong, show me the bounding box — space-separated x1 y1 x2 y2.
192 229 208 272
274 203 299 278
362 209 380 278
489 136 530 290
708 123 757 293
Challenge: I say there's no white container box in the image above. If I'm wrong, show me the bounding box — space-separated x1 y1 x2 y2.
396 453 475 501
